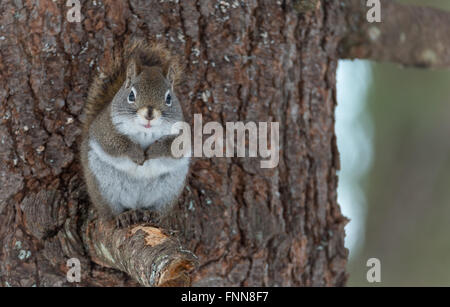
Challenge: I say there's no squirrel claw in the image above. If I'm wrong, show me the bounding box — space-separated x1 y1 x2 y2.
141 210 161 226
131 153 145 165
115 211 133 228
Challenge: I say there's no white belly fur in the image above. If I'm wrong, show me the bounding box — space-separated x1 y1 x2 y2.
88 139 189 213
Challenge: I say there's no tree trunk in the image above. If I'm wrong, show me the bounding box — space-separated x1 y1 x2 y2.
0 0 348 286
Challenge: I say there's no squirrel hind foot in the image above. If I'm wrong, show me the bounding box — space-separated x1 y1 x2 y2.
115 209 161 228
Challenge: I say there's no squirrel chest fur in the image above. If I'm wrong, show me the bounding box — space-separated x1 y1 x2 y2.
80 40 189 224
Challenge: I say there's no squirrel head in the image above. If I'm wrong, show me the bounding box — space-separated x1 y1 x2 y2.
111 58 184 136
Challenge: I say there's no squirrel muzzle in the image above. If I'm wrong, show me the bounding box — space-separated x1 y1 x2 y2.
137 106 162 122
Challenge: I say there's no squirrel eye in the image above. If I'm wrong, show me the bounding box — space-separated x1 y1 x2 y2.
128 87 136 104
165 90 172 106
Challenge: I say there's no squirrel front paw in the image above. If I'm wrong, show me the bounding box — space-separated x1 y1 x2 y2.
146 135 179 159
129 148 145 165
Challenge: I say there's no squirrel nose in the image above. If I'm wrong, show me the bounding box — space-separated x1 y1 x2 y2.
144 107 153 120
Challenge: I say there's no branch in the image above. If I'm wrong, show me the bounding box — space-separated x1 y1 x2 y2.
82 218 198 287
339 0 450 68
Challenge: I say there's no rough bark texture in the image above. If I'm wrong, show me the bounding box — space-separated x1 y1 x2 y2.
0 0 348 286
84 219 198 287
340 0 450 69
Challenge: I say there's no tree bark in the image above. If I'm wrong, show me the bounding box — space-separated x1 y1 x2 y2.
84 219 198 287
340 0 450 69
0 0 350 286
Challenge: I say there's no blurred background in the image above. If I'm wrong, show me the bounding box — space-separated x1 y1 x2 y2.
336 0 450 286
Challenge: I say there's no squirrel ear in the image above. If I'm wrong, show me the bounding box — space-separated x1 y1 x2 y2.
125 59 139 88
166 66 176 90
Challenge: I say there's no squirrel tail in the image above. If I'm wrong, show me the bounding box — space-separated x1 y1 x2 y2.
83 39 182 131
